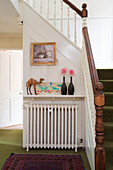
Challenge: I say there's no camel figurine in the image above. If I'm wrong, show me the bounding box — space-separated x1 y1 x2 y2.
26 78 44 95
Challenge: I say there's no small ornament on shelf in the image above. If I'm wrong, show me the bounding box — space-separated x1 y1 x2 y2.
68 69 75 95
26 78 44 95
61 68 67 95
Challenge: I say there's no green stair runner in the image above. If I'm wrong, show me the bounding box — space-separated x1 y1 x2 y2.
97 69 113 170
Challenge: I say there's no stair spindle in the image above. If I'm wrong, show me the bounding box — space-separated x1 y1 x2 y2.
60 0 63 33
67 5 70 39
26 0 29 3
54 0 56 27
26 0 30 5
32 0 36 9
40 0 42 14
47 0 50 19
82 17 87 49
82 17 87 28
74 12 77 45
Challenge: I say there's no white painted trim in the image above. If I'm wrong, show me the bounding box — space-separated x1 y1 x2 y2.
0 121 23 128
23 95 85 98
96 61 113 69
10 0 20 15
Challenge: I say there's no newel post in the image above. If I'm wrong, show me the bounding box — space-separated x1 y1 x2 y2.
95 82 106 170
82 3 88 18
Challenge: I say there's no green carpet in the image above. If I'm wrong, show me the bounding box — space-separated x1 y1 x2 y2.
97 69 113 170
0 130 91 170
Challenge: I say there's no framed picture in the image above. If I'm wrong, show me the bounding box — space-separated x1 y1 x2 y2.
31 42 56 65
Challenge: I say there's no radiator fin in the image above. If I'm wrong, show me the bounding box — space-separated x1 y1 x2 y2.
25 104 78 152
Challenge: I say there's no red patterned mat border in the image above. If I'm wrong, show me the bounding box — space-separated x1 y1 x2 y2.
2 153 85 170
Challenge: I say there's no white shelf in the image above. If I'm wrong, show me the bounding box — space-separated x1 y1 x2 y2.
23 95 85 98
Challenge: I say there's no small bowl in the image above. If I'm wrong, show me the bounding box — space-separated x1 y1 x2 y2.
37 54 44 59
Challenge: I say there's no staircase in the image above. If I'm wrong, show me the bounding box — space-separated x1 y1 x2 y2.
98 69 113 170
11 0 106 169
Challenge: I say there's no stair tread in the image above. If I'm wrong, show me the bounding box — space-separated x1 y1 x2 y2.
104 106 113 110
104 122 113 127
100 80 113 82
97 69 113 169
104 92 113 95
97 69 113 70
104 141 113 149
97 69 113 80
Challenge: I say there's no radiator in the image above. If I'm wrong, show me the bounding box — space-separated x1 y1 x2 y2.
24 104 78 152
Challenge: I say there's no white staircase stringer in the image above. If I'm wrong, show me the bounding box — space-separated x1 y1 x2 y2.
82 35 96 170
10 0 20 15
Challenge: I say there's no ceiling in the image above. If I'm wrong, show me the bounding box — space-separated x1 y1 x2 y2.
0 0 22 34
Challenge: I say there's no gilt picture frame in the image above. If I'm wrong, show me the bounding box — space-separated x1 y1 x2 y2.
31 42 56 65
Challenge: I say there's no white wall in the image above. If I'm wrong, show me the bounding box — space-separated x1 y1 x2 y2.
87 17 113 68
22 2 83 95
71 0 113 68
24 0 113 69
22 2 85 143
72 0 113 68
72 0 113 17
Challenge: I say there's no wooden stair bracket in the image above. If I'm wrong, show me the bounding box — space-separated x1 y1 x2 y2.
95 82 106 170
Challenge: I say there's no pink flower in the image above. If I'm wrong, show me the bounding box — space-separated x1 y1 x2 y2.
69 69 74 75
61 68 67 74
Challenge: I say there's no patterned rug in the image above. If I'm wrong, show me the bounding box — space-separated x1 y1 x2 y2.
2 153 85 170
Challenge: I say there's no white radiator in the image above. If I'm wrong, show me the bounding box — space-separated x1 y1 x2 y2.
24 104 78 152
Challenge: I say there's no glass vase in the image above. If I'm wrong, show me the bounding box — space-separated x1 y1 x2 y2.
61 77 67 95
68 76 74 95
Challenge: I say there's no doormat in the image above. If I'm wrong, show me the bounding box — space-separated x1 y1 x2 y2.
2 153 85 170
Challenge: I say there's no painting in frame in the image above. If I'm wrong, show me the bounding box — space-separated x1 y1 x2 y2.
31 42 56 65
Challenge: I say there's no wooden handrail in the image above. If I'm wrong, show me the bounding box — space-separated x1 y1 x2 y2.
83 27 99 93
63 1 106 169
63 0 88 18
83 27 106 170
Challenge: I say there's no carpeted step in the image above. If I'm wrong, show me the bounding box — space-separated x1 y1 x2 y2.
100 80 113 92
104 122 113 141
104 92 113 106
97 69 113 80
104 141 113 170
97 69 113 169
103 106 113 122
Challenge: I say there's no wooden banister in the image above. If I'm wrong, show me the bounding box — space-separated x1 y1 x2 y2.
83 27 106 170
63 1 106 169
95 82 106 170
83 27 99 93
63 0 88 18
